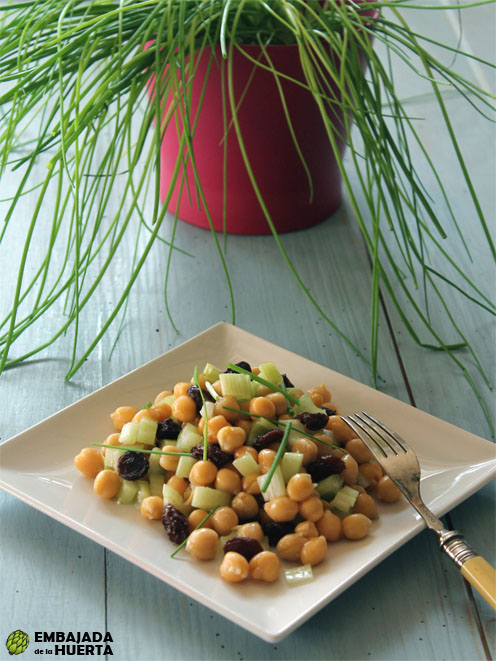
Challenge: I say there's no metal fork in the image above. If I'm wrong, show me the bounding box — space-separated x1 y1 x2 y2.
342 411 496 610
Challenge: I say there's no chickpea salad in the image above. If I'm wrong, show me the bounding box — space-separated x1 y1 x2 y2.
74 360 402 586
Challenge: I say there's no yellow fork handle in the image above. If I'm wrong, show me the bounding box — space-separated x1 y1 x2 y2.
461 556 496 610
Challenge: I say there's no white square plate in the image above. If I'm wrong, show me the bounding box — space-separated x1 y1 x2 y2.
1 322 495 642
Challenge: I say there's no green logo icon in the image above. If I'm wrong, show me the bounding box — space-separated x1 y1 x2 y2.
5 631 29 655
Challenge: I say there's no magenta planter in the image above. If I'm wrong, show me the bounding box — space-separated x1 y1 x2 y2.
157 44 349 235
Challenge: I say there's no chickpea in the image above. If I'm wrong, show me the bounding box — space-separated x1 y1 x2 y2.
354 493 379 519
206 415 230 442
266 392 288 416
150 402 172 422
140 496 164 520
186 528 219 561
237 419 251 435
214 396 241 423
276 534 306 561
231 492 259 520
256 385 274 397
286 473 314 502
167 475 188 497
249 551 280 582
189 460 218 486
241 473 261 495
258 449 276 474
190 374 207 389
154 390 172 404
133 407 160 423
212 380 223 396
290 438 318 466
359 462 382 488
294 521 319 538
300 535 327 566
211 506 239 536
341 453 359 486
215 468 241 494
102 433 121 454
309 391 324 406
237 521 264 542
309 384 331 402
345 437 374 464
172 395 197 423
315 510 342 542
217 426 246 453
110 406 139 431
74 447 104 478
173 382 190 398
249 397 276 419
342 513 371 540
159 445 183 471
234 445 258 462
326 415 357 443
264 496 299 522
93 470 121 499
220 552 249 583
299 496 324 522
188 509 214 532
375 476 402 503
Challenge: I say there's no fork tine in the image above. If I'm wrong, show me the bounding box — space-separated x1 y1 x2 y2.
360 412 408 455
342 414 388 461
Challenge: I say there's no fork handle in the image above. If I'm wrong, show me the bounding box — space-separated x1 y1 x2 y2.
440 531 496 610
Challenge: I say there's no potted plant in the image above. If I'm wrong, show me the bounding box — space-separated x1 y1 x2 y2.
0 1 494 426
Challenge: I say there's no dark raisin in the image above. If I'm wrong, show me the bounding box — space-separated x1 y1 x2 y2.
282 374 294 388
162 504 189 544
321 406 337 417
306 455 346 482
225 361 252 373
190 443 233 468
223 537 264 560
262 521 295 547
116 451 149 481
156 418 182 441
186 385 214 413
252 429 284 452
296 412 329 430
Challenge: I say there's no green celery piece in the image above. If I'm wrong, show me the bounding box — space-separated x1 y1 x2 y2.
258 361 282 387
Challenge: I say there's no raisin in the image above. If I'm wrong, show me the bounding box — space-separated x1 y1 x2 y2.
225 361 252 373
190 444 233 468
187 385 214 413
321 406 337 417
116 451 149 481
223 537 263 561
252 428 284 452
262 521 295 547
156 418 182 441
296 412 329 430
282 374 294 388
306 455 346 482
162 504 189 544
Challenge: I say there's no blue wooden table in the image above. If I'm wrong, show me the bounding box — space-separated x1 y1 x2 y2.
1 5 495 660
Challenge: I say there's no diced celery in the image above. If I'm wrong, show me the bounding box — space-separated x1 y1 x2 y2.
257 466 286 501
149 473 164 497
247 418 277 445
200 401 215 419
176 422 202 451
294 394 323 415
356 470 370 489
232 453 261 477
155 394 175 408
258 361 282 387
316 474 343 500
284 564 314 587
137 416 158 444
219 527 241 547
202 362 221 384
158 439 177 449
279 418 306 445
176 455 197 479
162 484 190 515
204 381 220 401
281 452 304 483
250 380 259 398
104 447 125 471
148 451 165 475
330 485 359 515
191 486 232 510
219 373 252 400
119 421 139 445
117 479 138 504
136 479 151 503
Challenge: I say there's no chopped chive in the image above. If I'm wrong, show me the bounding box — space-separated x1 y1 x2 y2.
226 362 301 406
280 381 294 416
90 442 192 457
170 505 220 559
143 401 152 408
193 364 209 461
262 422 291 493
220 405 339 449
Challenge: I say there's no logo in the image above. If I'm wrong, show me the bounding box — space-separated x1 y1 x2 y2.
5 630 29 655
